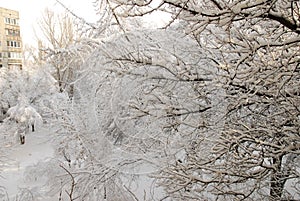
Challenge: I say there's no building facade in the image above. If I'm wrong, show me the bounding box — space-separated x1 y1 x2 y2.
0 7 23 69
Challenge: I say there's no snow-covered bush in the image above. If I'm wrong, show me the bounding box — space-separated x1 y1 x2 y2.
6 96 42 132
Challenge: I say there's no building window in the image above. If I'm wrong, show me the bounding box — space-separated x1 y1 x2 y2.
5 17 19 25
7 40 21 48
7 52 22 59
5 17 10 24
5 29 20 36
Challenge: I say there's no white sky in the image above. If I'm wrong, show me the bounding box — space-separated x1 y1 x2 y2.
0 0 97 46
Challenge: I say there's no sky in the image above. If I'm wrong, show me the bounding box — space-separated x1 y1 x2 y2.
0 0 170 47
0 0 97 46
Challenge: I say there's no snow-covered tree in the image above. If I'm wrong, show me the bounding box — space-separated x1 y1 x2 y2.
85 0 300 200
10 0 298 200
37 8 97 97
0 64 59 147
7 95 42 132
0 68 21 119
48 28 221 200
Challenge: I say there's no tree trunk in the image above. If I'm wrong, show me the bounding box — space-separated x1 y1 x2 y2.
270 155 286 200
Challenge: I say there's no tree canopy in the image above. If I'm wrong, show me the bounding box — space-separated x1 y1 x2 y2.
1 0 299 200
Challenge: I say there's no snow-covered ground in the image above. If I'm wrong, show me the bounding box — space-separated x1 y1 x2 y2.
0 126 55 200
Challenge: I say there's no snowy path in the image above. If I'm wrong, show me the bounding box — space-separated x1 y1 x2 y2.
0 127 55 200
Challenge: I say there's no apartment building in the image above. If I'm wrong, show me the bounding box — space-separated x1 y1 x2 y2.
0 7 23 69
